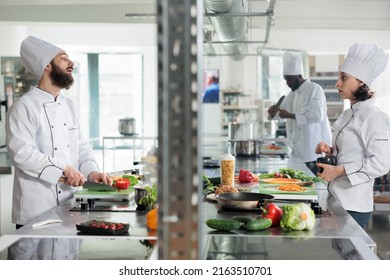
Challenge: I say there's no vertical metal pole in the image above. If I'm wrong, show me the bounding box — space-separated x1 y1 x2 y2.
157 0 202 259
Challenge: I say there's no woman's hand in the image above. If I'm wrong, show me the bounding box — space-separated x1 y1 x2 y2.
316 164 345 181
88 171 113 186
315 141 333 155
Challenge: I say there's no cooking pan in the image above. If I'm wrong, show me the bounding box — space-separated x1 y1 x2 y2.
215 192 274 211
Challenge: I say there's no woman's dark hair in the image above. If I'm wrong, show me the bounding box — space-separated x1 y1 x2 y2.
353 83 374 101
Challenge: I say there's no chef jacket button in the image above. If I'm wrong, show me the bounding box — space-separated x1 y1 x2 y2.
67 144 69 148
64 123 66 126
55 147 57 150
58 190 61 194
51 125 54 128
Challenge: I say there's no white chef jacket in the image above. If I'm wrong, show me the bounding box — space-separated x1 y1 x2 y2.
280 80 332 163
8 238 82 260
6 86 99 225
330 98 390 212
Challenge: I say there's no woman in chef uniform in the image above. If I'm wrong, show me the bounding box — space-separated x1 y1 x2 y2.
5 36 112 228
316 43 390 229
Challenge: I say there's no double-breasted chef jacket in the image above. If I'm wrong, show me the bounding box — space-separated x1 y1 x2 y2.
330 98 390 213
280 80 332 163
6 86 100 225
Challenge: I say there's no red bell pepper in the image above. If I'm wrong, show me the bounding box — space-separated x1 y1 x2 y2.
260 203 283 227
238 169 254 183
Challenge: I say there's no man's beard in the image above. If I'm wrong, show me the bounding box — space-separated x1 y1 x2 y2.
50 61 74 90
289 77 301 91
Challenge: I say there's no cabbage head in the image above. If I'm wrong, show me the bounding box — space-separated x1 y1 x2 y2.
280 203 316 230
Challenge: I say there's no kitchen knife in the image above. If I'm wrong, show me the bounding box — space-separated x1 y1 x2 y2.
58 177 117 191
108 169 137 177
268 95 285 120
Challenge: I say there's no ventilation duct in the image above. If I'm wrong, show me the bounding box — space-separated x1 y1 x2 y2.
204 0 249 60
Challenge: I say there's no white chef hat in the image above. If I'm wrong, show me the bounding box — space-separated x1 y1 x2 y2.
340 43 389 88
20 36 64 80
283 52 304 76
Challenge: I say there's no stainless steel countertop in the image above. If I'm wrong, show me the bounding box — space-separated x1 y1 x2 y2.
201 155 378 259
0 197 157 259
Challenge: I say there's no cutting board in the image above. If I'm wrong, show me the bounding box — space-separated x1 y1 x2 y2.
258 183 318 201
74 186 135 200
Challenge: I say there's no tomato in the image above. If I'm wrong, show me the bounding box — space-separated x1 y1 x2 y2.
109 223 117 230
115 178 130 190
116 223 124 230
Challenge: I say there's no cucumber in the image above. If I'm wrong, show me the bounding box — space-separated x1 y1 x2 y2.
232 216 253 224
206 219 241 231
244 218 272 231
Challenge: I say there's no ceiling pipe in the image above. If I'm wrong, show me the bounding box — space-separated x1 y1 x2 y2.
203 0 249 60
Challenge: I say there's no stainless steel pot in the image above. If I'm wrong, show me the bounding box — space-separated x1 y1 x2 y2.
228 122 260 140
231 140 262 157
118 117 136 135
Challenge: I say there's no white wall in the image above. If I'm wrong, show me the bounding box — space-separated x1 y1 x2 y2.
0 21 158 137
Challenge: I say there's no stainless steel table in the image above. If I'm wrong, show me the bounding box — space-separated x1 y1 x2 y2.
201 156 378 259
0 198 157 260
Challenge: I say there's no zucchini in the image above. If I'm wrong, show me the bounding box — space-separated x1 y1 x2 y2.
232 216 253 224
206 219 241 231
244 218 272 231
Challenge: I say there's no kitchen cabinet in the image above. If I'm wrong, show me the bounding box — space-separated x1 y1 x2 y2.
310 76 347 125
220 90 259 136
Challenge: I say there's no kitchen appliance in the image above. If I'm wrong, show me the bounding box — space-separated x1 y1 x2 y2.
118 117 136 136
231 140 262 157
228 122 260 141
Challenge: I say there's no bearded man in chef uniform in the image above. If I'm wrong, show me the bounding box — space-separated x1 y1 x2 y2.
5 36 112 229
268 52 332 175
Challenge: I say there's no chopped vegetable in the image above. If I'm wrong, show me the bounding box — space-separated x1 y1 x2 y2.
259 168 322 182
122 174 139 186
115 178 130 190
238 169 254 183
280 203 316 231
277 184 306 192
260 203 283 227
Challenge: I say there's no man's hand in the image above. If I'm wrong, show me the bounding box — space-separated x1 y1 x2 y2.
88 171 113 186
278 109 295 119
62 165 85 187
268 105 279 118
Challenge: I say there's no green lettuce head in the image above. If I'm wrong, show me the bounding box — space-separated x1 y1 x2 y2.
280 203 316 231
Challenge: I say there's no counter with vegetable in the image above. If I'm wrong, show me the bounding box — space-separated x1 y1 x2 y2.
201 156 378 260
0 173 158 260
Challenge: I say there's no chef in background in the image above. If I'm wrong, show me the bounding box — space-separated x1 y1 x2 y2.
316 43 390 229
268 52 332 174
5 36 112 229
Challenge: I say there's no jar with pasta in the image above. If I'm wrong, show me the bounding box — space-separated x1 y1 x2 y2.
220 153 235 185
